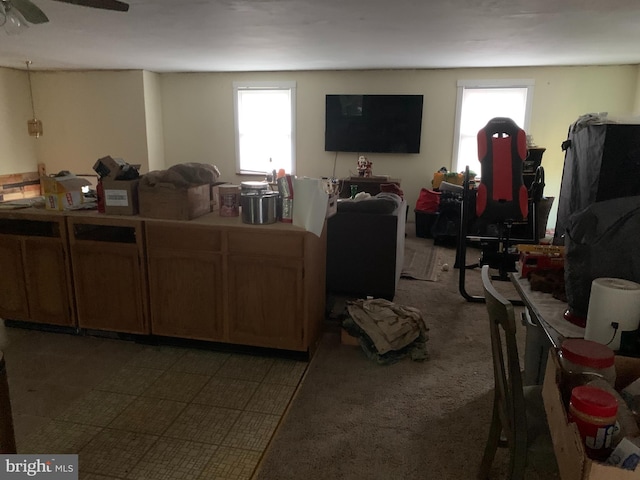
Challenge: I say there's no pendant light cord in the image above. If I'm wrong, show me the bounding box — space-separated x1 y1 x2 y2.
26 60 36 118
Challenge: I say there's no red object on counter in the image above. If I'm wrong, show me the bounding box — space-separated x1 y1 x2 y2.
564 309 587 328
96 179 105 213
519 252 564 278
568 385 618 461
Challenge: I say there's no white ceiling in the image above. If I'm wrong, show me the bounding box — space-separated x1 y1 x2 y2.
1 0 640 72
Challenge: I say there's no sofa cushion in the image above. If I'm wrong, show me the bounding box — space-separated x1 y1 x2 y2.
337 193 402 214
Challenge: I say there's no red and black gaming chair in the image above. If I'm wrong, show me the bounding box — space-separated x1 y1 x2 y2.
457 117 539 302
475 118 529 225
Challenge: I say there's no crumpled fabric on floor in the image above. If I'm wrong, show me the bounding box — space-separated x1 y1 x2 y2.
344 298 429 363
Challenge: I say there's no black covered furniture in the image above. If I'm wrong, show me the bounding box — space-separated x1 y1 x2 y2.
326 193 406 300
554 119 640 243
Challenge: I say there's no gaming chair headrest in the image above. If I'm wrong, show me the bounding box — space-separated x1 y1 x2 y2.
476 117 529 222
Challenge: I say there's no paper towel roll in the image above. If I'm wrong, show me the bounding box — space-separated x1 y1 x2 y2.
585 277 640 350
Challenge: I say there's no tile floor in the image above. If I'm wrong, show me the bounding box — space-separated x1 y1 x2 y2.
0 320 308 480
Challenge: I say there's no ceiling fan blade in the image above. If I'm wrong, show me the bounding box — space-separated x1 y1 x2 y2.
51 0 129 12
11 0 49 24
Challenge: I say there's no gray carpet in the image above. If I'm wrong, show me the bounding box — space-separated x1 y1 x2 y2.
253 225 558 480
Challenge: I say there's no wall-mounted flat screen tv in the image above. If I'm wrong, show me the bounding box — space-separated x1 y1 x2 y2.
324 94 424 154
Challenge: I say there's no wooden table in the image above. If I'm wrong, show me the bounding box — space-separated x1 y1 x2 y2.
511 273 585 349
510 273 586 385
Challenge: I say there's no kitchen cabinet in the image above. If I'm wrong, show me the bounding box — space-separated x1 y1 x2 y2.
0 235 29 321
0 211 74 326
145 223 224 341
227 230 305 350
3 209 325 355
223 225 325 352
146 217 326 353
67 215 148 334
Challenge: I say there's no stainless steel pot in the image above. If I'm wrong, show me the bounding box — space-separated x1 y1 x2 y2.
241 181 270 194
241 191 280 224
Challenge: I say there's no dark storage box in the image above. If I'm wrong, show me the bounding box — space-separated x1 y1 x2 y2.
102 179 140 215
415 210 439 238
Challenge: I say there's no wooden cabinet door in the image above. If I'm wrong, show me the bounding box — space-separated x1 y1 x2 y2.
146 224 224 341
147 251 224 341
0 235 29 320
23 237 74 326
227 255 304 350
71 243 148 334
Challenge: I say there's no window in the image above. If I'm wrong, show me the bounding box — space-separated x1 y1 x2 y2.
453 79 534 175
233 81 296 175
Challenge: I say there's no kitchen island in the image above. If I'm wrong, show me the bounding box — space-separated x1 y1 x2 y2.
0 207 326 354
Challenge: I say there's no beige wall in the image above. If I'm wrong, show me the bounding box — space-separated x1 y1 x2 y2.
143 71 165 171
633 66 640 114
32 70 149 177
160 65 639 228
2 64 638 231
0 68 38 175
516 65 638 227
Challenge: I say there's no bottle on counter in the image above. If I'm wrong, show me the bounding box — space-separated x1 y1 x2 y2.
96 179 105 213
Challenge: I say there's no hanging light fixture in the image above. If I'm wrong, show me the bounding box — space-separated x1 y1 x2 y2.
25 60 42 138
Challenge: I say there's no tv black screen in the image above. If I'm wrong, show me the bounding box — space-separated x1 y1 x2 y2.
324 94 424 154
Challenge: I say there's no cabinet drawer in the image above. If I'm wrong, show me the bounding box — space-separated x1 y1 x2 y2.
228 231 303 257
146 224 221 252
0 217 64 238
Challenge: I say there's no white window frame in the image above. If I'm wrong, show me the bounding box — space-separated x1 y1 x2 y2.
452 79 535 174
233 81 297 175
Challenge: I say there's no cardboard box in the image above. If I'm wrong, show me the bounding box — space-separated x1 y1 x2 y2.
93 156 127 180
102 179 140 215
41 174 91 211
341 328 359 346
543 350 640 479
138 183 211 220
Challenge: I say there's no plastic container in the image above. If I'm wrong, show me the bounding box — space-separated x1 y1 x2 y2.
568 385 618 461
559 338 616 387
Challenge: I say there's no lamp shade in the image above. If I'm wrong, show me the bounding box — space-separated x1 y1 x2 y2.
27 118 42 137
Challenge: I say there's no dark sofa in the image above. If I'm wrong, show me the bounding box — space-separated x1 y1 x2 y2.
326 193 406 300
